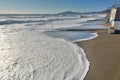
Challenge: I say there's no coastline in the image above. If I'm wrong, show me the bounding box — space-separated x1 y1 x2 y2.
0 14 106 80
76 29 120 80
72 32 98 42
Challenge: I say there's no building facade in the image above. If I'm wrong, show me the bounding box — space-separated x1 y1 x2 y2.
110 7 120 33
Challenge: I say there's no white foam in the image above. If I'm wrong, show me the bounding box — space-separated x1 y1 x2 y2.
0 29 89 80
0 14 105 80
73 32 98 42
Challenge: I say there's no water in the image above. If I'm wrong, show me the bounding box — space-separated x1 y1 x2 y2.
0 13 105 80
44 31 98 42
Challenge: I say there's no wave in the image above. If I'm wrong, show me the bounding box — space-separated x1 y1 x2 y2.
73 32 98 42
0 13 104 25
0 19 47 25
58 39 90 80
0 30 89 80
0 13 105 80
0 18 81 25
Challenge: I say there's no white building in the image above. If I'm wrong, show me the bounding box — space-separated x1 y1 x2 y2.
110 7 120 33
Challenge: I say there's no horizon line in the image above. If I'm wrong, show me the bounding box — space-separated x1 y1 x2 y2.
0 10 105 15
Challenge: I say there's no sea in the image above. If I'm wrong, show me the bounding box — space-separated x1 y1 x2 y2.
0 13 106 80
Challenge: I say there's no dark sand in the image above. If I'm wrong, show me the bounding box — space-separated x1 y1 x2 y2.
76 30 120 80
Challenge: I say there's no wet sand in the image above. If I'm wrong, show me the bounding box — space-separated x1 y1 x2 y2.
76 30 120 80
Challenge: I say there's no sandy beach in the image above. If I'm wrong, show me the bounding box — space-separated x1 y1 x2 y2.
76 29 120 80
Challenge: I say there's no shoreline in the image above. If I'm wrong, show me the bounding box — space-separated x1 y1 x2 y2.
72 32 98 42
76 29 120 80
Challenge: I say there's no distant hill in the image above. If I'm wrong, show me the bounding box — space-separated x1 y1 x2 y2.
56 11 81 15
53 11 105 16
101 9 111 13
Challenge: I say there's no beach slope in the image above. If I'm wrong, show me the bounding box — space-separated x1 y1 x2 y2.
76 30 120 80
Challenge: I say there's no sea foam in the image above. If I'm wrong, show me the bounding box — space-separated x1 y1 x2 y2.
0 13 105 80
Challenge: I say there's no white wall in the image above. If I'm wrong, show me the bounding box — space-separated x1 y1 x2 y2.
111 21 115 26
109 8 120 30
110 8 117 23
114 21 120 30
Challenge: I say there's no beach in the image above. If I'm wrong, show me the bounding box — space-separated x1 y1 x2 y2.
0 13 107 80
0 14 96 80
76 29 120 80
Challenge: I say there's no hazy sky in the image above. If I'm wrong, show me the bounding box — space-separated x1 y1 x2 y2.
0 0 115 14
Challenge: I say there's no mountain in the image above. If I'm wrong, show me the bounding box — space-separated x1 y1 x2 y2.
56 11 81 15
53 11 104 16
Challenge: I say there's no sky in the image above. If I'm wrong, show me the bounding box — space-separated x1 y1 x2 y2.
0 0 116 14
